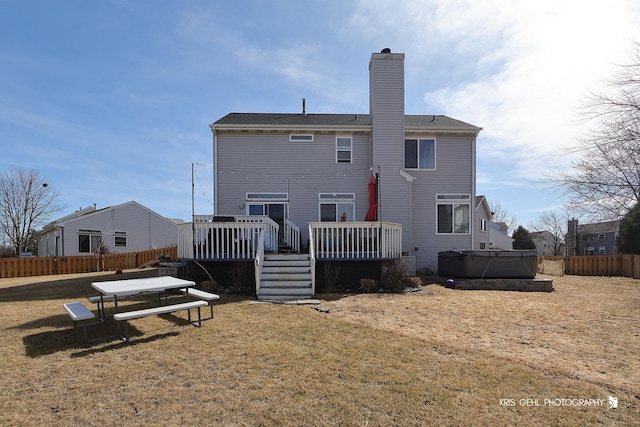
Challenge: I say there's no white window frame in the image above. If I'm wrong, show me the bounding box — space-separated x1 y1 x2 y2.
289 134 314 142
480 218 487 232
436 194 471 235
599 246 606 254
336 135 352 163
114 231 127 248
78 229 102 253
246 193 289 222
318 193 355 222
246 193 288 202
404 138 436 170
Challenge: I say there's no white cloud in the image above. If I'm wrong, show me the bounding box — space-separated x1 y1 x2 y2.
349 0 640 182
173 8 362 112
428 1 640 178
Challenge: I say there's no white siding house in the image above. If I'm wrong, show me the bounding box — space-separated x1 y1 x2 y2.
206 49 482 272
488 222 514 250
37 201 179 256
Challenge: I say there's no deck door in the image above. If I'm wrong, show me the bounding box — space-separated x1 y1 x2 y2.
246 196 289 244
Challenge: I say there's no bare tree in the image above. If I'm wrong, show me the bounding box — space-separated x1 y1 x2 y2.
530 210 567 256
488 201 518 234
0 168 64 255
552 40 640 220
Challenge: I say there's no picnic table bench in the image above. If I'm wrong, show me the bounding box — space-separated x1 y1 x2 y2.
179 288 219 320
63 302 96 343
113 300 208 342
88 290 168 321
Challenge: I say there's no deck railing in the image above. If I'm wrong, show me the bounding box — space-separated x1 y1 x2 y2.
309 221 403 260
177 216 279 260
179 217 403 261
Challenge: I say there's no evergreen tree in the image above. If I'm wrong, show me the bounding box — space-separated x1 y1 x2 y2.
618 203 640 254
512 225 536 250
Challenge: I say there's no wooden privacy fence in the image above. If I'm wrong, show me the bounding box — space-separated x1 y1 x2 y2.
539 254 640 279
0 246 178 279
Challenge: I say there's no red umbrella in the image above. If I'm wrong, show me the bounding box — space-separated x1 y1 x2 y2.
365 174 378 221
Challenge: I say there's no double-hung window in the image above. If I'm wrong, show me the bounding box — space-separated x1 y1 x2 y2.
319 193 355 222
336 136 352 163
405 138 435 169
436 194 470 234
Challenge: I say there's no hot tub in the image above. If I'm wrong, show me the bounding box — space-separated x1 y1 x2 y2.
438 250 538 279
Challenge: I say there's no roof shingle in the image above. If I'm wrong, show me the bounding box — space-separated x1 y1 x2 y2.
212 113 480 131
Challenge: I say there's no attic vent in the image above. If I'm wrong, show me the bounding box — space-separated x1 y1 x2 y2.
290 134 314 142
381 48 391 53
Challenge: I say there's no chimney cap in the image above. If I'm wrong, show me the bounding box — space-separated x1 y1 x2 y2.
381 48 391 53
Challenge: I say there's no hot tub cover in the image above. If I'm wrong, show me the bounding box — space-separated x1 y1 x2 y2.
438 250 538 279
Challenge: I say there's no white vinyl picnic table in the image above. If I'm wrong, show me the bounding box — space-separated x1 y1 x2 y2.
91 276 197 341
91 276 196 311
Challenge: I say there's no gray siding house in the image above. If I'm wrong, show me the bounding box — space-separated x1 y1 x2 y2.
38 201 179 257
566 219 619 255
475 195 492 250
178 50 481 299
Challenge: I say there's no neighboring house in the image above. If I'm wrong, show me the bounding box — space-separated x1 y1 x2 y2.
488 221 514 250
565 219 620 256
37 201 179 256
475 195 492 250
531 231 565 256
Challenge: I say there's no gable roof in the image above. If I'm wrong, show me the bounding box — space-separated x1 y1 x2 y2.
578 220 620 235
531 231 555 240
490 221 510 235
475 195 492 219
38 201 175 234
211 113 480 133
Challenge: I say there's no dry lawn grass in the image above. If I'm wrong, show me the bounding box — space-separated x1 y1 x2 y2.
0 270 638 426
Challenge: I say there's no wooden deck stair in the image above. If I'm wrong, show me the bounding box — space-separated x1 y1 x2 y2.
258 253 313 301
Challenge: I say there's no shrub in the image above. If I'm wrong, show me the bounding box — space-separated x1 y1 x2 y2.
323 261 341 293
405 276 423 287
359 278 378 292
381 259 406 291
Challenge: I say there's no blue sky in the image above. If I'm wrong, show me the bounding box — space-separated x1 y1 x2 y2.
2 0 639 230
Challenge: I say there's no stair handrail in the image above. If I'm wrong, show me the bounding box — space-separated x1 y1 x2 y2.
254 223 266 297
308 223 316 295
264 217 280 253
285 219 300 252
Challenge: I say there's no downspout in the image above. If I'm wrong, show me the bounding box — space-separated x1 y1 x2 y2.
399 169 415 252
471 127 481 250
60 226 64 256
211 125 218 215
